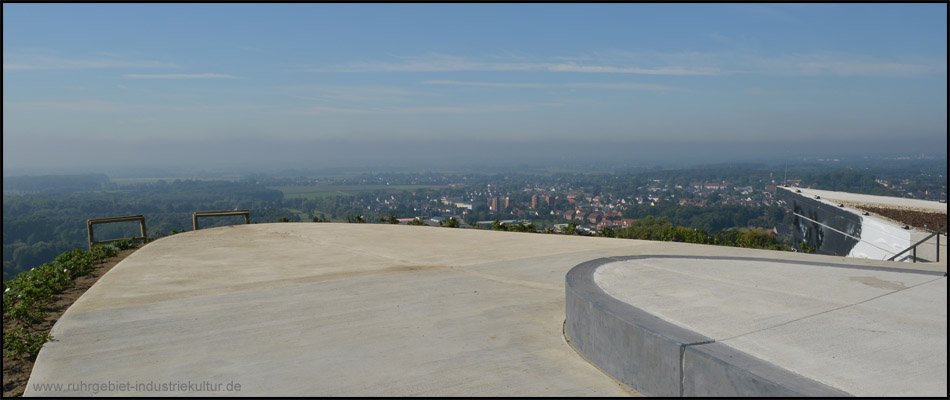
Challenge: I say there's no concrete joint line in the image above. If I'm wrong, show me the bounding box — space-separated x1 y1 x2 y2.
718 274 946 343
680 340 717 397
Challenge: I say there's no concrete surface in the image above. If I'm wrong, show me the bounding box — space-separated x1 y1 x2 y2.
25 223 948 396
27 223 651 397
787 187 947 213
579 256 946 397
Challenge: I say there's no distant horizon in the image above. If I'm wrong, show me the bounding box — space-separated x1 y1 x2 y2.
3 143 946 179
4 4 947 172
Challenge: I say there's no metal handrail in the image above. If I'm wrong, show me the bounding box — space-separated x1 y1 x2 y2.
193 209 250 230
888 225 947 263
87 215 148 250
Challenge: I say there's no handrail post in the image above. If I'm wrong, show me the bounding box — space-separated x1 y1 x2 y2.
140 218 147 242
87 220 95 250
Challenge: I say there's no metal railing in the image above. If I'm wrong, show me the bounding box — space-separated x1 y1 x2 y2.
888 225 947 263
193 210 250 231
87 215 148 250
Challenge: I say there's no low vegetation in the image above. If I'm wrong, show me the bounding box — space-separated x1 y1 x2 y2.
2 239 139 360
491 219 537 232
439 217 461 228
596 216 792 251
424 215 791 251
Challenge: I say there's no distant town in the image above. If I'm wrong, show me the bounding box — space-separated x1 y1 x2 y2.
255 161 946 234
269 173 787 231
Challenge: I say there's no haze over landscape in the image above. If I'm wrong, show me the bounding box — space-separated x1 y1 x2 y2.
3 3 947 174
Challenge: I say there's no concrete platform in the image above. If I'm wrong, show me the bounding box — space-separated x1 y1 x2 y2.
25 224 948 396
566 256 946 396
787 187 947 214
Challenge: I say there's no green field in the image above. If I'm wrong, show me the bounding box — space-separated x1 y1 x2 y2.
269 184 444 199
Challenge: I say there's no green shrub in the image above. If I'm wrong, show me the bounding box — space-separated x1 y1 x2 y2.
112 238 141 250
561 221 579 235
800 241 816 253
2 244 128 362
8 298 48 324
3 247 118 327
3 327 54 359
506 221 535 232
440 217 461 228
91 244 118 261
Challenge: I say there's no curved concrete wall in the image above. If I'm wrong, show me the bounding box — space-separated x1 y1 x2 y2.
564 256 852 397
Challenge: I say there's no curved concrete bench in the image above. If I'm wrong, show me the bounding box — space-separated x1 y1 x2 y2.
565 256 854 397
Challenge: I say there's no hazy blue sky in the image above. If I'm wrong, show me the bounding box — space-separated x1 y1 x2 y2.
3 3 947 172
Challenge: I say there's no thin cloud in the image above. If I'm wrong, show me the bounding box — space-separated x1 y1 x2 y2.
739 52 945 77
304 54 542 73
549 55 594 61
563 82 681 92
300 102 562 116
2 54 178 71
310 53 723 76
797 61 935 76
284 85 428 103
331 52 946 78
122 73 240 79
424 80 679 92
6 100 275 113
6 101 121 112
548 64 723 76
423 80 548 88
